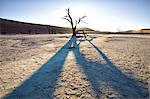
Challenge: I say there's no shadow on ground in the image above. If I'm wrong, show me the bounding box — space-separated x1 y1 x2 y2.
4 36 75 98
72 40 149 98
4 36 149 99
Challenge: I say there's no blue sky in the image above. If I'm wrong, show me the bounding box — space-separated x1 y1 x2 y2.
0 0 150 31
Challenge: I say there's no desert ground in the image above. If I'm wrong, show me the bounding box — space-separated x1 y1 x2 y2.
0 34 150 99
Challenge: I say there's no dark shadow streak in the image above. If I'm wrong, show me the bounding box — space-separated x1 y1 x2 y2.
72 40 148 98
4 36 74 99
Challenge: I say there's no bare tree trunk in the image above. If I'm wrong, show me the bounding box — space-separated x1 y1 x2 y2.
62 8 87 48
73 27 76 36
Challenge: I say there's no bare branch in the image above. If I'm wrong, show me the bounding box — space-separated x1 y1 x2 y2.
80 15 87 19
65 9 68 12
80 20 88 24
77 15 87 24
62 8 87 35
63 8 74 29
77 18 81 24
63 15 69 18
66 8 70 12
62 17 71 23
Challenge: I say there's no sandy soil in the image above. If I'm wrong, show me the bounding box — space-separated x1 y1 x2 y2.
0 34 149 99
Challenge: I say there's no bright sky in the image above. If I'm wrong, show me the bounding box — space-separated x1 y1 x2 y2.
0 0 150 31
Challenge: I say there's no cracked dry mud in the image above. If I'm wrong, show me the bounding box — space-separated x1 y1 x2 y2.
0 34 150 99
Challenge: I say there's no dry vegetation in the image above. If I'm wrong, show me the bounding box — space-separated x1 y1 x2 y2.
0 34 149 98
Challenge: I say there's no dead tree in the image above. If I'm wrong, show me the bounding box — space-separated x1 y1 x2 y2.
62 8 87 36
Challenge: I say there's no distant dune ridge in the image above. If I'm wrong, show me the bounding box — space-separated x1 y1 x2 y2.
0 18 150 34
0 18 72 34
0 18 95 35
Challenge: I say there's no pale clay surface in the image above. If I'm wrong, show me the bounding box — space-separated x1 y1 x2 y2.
0 34 150 98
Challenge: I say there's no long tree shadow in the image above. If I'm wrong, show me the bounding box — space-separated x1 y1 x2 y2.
4 36 149 99
4 36 75 99
72 40 148 98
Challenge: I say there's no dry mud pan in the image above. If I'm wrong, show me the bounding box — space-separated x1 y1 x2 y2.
0 34 150 98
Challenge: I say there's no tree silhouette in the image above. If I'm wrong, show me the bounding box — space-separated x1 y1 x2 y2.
62 8 87 36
